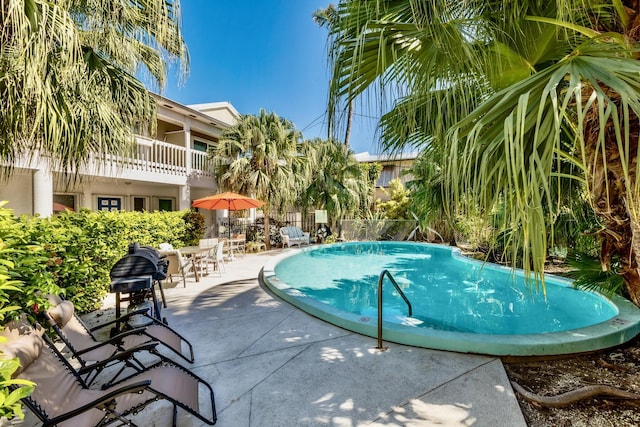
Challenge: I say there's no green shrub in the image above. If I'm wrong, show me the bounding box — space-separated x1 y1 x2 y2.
0 205 193 315
0 208 60 321
181 210 206 246
0 350 35 421
0 204 37 419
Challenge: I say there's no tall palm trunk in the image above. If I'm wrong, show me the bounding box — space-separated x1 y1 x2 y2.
264 207 272 250
584 97 640 304
344 100 353 150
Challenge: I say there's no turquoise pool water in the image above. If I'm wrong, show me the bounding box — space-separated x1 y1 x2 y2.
262 242 640 356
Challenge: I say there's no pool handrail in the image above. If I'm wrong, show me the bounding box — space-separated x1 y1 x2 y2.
377 269 412 350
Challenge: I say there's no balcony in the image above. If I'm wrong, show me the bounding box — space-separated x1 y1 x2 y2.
11 137 215 186
89 137 214 182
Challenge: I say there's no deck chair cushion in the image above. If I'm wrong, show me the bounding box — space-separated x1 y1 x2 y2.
0 331 43 376
47 299 75 328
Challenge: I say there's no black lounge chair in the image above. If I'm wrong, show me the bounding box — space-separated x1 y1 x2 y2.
45 296 194 385
0 324 216 426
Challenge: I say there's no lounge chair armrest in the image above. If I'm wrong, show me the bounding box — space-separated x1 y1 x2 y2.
89 309 149 332
74 327 151 356
43 380 152 427
77 342 159 375
106 326 152 345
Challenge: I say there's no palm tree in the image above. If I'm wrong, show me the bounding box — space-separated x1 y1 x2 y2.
213 110 304 249
328 1 640 305
0 0 187 179
313 4 353 149
299 138 367 231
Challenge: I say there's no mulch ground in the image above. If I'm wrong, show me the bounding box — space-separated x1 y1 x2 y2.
504 336 640 426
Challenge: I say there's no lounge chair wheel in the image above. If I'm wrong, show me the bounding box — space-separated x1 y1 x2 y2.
163 317 168 325
110 327 118 338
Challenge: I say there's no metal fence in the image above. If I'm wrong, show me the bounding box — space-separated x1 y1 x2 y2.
277 216 420 242
341 219 417 241
216 214 421 244
280 212 315 231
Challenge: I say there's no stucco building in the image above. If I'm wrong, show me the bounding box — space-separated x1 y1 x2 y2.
0 94 240 236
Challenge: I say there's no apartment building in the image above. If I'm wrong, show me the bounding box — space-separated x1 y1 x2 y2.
354 151 418 201
0 94 239 234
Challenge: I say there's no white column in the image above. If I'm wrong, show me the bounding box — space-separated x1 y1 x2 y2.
184 118 192 174
33 168 53 217
82 189 93 210
179 118 192 211
179 185 191 211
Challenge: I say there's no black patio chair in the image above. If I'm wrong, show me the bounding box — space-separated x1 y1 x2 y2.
44 295 194 386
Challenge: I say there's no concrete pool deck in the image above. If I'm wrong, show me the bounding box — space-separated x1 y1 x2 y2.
14 248 527 426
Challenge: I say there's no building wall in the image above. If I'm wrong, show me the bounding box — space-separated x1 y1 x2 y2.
0 173 33 214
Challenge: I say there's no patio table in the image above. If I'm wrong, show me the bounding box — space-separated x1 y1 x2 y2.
178 245 209 279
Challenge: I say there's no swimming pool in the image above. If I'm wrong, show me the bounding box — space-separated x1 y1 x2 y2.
261 241 640 356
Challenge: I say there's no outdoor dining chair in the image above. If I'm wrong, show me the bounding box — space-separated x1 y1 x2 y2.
203 240 226 276
0 324 217 426
160 249 198 286
230 234 246 257
44 295 194 385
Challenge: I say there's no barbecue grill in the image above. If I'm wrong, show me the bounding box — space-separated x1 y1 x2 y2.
110 243 169 329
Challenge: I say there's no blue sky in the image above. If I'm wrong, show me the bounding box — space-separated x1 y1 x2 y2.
161 0 380 154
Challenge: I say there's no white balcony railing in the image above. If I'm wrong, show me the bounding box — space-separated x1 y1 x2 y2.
12 137 214 181
192 150 213 176
98 137 213 178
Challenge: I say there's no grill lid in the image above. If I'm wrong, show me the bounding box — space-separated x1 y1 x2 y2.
110 244 168 280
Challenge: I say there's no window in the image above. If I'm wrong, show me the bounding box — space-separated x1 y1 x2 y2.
98 197 121 211
133 197 147 212
158 198 173 211
376 166 396 187
193 140 208 152
53 194 76 212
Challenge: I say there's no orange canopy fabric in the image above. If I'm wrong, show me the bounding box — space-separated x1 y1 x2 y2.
191 192 264 211
53 202 74 212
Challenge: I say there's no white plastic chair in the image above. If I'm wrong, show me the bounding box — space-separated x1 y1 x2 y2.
204 241 226 276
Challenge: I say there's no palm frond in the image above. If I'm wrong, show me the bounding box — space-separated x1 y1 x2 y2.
566 252 625 299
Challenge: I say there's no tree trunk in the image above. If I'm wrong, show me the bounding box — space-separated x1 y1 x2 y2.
584 94 640 306
264 208 271 250
626 215 640 304
344 100 353 150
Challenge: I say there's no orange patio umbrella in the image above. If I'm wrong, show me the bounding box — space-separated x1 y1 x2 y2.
192 192 265 238
53 202 74 212
192 191 264 211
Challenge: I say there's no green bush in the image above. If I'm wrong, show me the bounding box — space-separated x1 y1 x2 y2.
0 204 37 420
0 350 35 421
377 179 411 220
0 206 193 315
0 208 60 321
181 210 206 246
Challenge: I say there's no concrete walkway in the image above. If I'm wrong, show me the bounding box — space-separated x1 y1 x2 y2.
15 249 528 426
163 250 526 426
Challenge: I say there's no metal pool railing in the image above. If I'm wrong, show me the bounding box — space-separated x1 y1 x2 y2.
377 269 412 350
